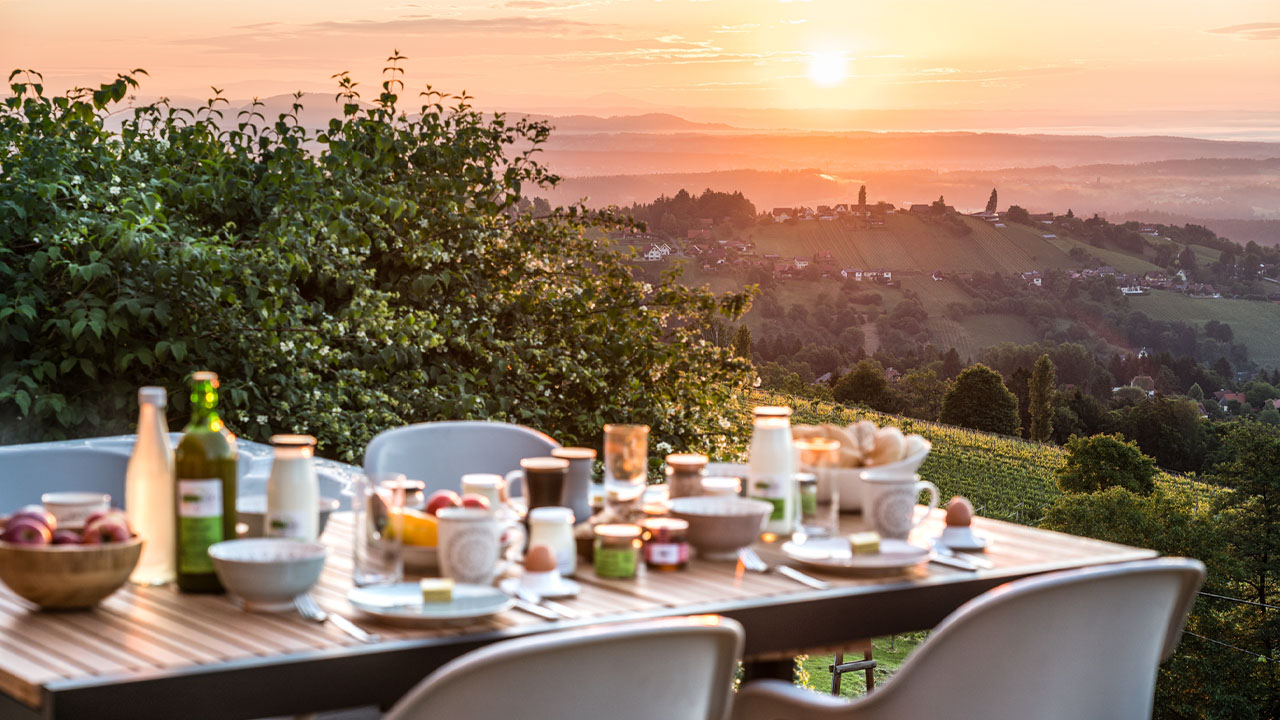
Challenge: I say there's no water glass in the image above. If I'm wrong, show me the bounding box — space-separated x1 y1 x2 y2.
794 437 841 540
348 473 406 587
603 424 649 514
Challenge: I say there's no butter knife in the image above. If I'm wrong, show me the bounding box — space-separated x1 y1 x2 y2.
930 553 980 572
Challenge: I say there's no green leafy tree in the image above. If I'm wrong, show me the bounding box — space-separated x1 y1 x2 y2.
985 188 998 214
1187 382 1205 402
895 368 948 421
938 364 1020 435
1004 205 1032 225
857 184 866 206
940 347 963 379
1029 353 1056 442
732 324 753 360
0 65 751 458
1055 434 1156 495
1209 421 1280 713
1109 397 1208 472
1244 380 1280 409
833 358 893 412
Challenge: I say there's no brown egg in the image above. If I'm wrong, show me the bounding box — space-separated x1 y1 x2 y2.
525 543 558 573
945 497 974 527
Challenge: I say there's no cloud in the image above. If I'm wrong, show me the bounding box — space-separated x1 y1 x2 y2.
1206 22 1280 40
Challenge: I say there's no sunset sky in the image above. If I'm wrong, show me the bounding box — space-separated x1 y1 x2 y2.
2 0 1277 131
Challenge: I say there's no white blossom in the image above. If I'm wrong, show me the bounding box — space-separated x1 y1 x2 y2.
256 414 268 424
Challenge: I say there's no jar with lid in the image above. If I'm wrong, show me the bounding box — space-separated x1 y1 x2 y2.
593 524 642 579
665 453 708 499
265 434 319 541
747 406 795 534
527 506 577 576
640 517 689 571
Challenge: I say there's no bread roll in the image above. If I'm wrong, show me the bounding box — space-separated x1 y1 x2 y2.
904 434 927 459
852 421 877 453
867 426 906 465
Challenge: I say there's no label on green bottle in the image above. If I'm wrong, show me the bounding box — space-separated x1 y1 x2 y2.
178 478 223 574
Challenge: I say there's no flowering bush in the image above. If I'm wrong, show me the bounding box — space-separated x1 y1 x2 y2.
0 63 751 460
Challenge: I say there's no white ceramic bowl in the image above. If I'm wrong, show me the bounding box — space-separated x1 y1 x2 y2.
208 538 327 612
41 492 111 529
833 440 932 511
235 496 342 539
669 496 773 561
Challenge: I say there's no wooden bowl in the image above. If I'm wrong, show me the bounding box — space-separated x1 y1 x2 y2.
0 538 142 610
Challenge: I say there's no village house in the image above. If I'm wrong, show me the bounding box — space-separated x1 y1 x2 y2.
841 268 863 281
1021 271 1042 287
793 257 810 270
687 228 711 241
771 208 792 223
885 367 902 383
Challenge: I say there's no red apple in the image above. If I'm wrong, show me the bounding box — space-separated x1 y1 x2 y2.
460 494 491 511
11 505 56 533
424 490 462 517
2 517 52 545
82 518 131 544
85 510 129 534
52 529 82 545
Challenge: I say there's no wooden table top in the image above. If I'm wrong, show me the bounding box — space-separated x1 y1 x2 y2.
0 509 1156 719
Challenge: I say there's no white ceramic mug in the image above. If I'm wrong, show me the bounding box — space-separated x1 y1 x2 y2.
860 471 939 540
437 507 519 585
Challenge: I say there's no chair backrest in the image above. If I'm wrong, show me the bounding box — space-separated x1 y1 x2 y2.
732 558 1205 720
0 444 130 510
363 421 560 497
385 615 744 720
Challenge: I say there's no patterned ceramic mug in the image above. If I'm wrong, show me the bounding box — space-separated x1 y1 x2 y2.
436 507 520 585
859 470 939 540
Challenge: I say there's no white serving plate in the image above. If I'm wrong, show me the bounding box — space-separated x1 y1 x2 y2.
348 582 513 624
781 537 932 572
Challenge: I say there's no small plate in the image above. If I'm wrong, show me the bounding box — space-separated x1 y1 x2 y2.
937 527 988 551
499 576 581 599
781 537 932 572
348 583 513 624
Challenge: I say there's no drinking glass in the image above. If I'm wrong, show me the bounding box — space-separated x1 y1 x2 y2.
794 437 840 540
348 472 407 587
603 424 649 514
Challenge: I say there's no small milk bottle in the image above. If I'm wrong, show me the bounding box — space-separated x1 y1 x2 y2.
746 406 796 534
126 386 176 585
264 434 320 541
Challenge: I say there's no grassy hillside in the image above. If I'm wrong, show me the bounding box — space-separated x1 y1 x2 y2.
746 215 1078 274
1129 291 1280 367
728 392 1217 526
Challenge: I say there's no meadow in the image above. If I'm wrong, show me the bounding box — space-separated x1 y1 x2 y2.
1129 291 1280 367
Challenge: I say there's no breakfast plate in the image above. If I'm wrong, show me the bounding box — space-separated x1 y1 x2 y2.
781 537 932 572
499 576 581 599
348 582 513 624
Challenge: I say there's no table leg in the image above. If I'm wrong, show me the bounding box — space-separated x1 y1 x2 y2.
741 658 795 683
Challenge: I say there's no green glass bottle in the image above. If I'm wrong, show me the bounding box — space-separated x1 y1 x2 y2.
174 371 238 593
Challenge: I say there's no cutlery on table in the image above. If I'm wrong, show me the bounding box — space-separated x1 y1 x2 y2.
738 548 831 590
933 544 994 570
928 552 983 572
513 587 579 620
295 593 382 644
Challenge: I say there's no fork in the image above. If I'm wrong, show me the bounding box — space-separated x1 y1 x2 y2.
738 547 831 590
295 593 382 644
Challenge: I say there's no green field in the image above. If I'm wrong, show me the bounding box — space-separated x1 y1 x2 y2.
1128 290 1280 368
926 314 1041 361
746 215 1076 275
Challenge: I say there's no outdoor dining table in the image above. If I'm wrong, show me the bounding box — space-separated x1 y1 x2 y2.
0 508 1156 720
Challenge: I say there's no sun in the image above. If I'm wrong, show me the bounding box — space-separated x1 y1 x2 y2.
808 51 847 87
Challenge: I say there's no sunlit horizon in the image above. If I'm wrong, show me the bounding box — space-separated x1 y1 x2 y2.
1 0 1278 136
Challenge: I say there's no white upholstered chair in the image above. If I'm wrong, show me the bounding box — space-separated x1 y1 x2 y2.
362 421 559 497
730 558 1204 720
384 615 744 720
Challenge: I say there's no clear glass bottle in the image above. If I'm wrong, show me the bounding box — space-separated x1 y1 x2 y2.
126 386 175 585
265 434 319 541
747 406 795 534
174 371 238 593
